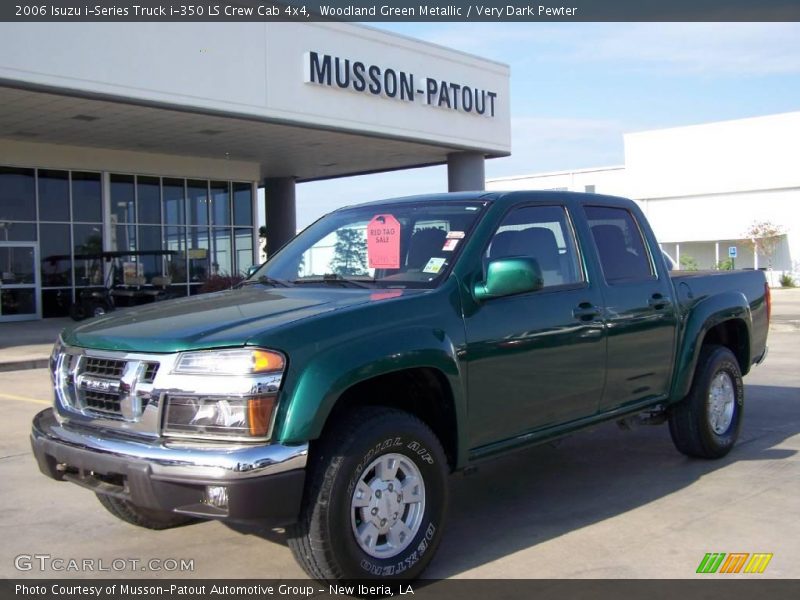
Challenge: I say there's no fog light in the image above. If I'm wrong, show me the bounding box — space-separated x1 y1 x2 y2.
206 485 229 509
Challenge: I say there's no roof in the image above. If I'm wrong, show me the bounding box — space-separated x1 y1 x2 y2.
335 189 636 211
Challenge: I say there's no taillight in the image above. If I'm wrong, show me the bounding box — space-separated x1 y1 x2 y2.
765 282 771 324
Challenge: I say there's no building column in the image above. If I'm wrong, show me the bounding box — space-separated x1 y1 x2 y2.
675 243 681 270
715 242 720 269
263 177 296 258
447 152 485 192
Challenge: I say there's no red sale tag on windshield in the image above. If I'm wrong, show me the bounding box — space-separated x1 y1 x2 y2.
367 214 401 269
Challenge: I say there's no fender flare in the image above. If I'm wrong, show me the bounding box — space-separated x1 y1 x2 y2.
671 291 752 402
274 326 467 465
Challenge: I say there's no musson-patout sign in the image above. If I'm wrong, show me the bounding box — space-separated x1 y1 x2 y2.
304 51 499 117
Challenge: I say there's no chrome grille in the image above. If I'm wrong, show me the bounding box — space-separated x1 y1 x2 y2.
83 357 126 379
54 350 163 422
142 362 159 383
83 390 122 415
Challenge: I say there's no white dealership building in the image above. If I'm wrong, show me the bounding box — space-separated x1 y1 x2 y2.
489 112 800 285
0 22 509 320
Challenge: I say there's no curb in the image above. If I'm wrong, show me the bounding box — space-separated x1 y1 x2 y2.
0 359 50 373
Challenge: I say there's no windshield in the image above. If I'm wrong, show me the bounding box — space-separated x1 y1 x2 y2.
251 201 486 288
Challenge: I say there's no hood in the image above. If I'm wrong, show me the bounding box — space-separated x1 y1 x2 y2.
62 286 420 353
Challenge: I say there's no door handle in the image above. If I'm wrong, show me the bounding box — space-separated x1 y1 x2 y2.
573 302 601 321
648 294 672 310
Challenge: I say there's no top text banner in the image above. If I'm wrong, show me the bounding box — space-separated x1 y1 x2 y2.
3 1 800 22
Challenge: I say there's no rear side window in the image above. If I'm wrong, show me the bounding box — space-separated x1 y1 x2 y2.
585 206 654 283
486 205 583 288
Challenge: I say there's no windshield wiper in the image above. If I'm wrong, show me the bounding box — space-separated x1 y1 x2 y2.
239 275 291 288
291 274 374 289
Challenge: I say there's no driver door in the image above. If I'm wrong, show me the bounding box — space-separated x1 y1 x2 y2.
464 204 607 448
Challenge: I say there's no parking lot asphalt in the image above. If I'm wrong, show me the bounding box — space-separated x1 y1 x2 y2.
0 296 797 579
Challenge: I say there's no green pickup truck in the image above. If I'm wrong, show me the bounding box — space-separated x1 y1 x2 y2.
31 191 769 580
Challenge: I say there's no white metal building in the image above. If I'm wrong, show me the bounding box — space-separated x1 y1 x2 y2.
0 22 510 320
489 112 800 284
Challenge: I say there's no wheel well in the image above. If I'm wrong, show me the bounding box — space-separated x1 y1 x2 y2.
322 368 458 470
702 319 749 373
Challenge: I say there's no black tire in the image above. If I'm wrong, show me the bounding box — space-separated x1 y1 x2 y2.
69 302 88 321
287 407 449 581
89 301 108 318
669 345 744 459
95 493 195 530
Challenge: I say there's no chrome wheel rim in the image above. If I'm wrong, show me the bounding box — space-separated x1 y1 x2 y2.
708 372 735 435
350 452 426 559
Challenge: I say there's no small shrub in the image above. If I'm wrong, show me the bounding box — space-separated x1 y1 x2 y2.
780 273 796 288
680 255 699 271
717 258 734 271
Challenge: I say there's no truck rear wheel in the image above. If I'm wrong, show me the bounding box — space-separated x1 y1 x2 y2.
287 407 448 580
669 345 743 459
95 493 194 530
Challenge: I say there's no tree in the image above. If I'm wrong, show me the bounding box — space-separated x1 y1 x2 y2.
744 221 785 269
329 228 367 276
258 226 268 257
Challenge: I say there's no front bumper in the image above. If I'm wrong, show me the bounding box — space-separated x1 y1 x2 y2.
31 408 307 525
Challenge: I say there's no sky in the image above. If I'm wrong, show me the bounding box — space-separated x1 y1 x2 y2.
264 22 800 230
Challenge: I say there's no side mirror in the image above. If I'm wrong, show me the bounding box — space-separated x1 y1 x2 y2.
473 257 544 301
246 264 261 278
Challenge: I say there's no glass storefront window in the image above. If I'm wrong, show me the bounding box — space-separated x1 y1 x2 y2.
73 224 104 286
138 176 161 224
187 227 209 283
165 226 187 284
42 288 71 318
110 174 135 224
114 224 136 254
38 170 70 222
138 224 163 282
233 182 253 226
40 223 72 287
0 167 35 221
72 172 102 223
2 165 256 317
0 246 36 284
163 178 185 226
187 180 208 226
0 289 36 315
0 222 36 241
212 227 232 275
235 228 254 275
211 181 230 226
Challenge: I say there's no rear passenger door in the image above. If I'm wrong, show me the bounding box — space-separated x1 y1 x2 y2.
465 204 607 448
584 205 677 412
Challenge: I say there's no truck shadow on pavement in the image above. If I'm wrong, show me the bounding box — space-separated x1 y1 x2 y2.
226 383 798 578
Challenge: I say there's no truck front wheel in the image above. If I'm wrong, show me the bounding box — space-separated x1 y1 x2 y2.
95 493 194 530
287 407 448 580
669 345 744 459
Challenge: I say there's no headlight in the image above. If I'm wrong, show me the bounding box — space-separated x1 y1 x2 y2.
164 395 275 438
174 348 285 375
164 347 285 440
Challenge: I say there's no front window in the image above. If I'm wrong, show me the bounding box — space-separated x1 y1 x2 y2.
254 201 486 288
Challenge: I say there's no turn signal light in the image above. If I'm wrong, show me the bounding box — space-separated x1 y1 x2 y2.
248 396 276 437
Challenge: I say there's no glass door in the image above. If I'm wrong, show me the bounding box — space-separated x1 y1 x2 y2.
0 242 41 321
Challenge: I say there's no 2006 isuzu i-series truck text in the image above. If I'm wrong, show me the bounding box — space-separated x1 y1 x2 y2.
31 191 769 580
